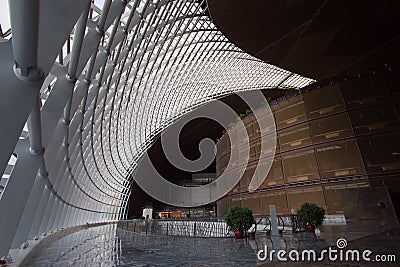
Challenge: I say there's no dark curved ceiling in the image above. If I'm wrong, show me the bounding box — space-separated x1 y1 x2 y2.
207 0 400 80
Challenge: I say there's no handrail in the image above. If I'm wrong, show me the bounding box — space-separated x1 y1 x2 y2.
118 214 307 238
117 219 230 238
252 214 308 234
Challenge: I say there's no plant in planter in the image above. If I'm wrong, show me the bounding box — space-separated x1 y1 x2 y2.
224 206 254 238
297 203 325 232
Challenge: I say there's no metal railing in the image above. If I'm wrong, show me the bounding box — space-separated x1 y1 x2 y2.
118 219 230 238
118 215 305 241
250 215 306 235
118 215 306 238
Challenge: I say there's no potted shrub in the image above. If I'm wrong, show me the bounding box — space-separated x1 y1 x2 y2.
297 203 325 232
224 206 254 238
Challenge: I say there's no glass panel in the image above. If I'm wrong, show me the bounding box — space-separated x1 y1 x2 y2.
358 134 400 173
237 123 248 145
309 113 354 144
245 120 254 140
350 105 400 135
384 70 400 101
257 108 275 134
216 154 229 176
260 191 289 215
240 164 256 192
281 148 319 183
253 119 261 138
216 135 231 164
238 145 249 164
216 138 225 161
249 141 258 160
278 123 312 151
274 95 307 129
242 196 261 215
341 75 390 110
217 199 229 216
287 186 326 213
229 170 241 194
303 84 346 119
260 156 283 187
315 140 365 179
258 131 279 155
229 146 240 169
226 128 236 150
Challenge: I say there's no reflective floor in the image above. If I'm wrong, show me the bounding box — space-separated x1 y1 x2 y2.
24 225 120 267
23 224 399 266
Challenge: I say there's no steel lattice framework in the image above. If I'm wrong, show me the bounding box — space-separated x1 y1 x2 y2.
0 0 313 257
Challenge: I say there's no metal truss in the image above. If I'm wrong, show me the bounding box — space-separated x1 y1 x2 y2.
0 0 313 257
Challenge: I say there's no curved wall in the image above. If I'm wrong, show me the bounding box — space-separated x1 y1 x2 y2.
216 69 400 229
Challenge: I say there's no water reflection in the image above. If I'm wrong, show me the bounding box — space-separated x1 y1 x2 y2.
25 225 121 267
25 224 344 266
117 229 256 266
